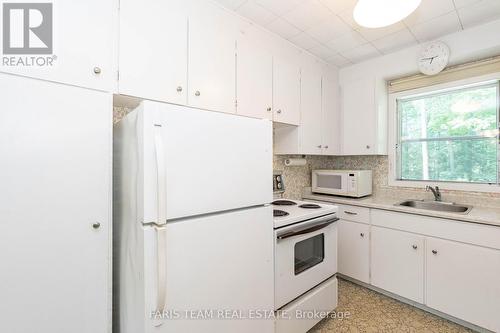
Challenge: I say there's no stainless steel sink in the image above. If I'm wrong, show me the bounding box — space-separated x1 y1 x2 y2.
396 200 472 214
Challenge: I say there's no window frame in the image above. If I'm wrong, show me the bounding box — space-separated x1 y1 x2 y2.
388 72 500 193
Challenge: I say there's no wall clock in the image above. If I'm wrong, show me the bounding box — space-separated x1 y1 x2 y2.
418 41 450 76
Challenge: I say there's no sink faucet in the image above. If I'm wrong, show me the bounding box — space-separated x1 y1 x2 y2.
426 186 442 201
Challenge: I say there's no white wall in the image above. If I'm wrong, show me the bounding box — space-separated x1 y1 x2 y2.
339 18 500 83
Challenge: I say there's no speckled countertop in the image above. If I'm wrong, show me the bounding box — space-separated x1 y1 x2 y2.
302 188 500 228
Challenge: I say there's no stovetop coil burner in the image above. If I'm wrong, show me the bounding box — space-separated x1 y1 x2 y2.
272 200 297 206
273 209 289 217
298 204 321 209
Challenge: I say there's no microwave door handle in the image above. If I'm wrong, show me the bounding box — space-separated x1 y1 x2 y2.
153 124 167 320
277 218 339 240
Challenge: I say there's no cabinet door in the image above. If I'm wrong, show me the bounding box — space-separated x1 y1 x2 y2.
119 0 188 104
426 238 500 332
341 78 376 155
188 1 237 114
0 74 111 333
300 63 323 154
371 227 424 303
236 29 273 119
322 69 340 155
0 0 117 92
338 220 370 283
273 57 301 125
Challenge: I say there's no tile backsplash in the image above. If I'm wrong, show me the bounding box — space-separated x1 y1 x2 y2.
273 155 387 200
274 155 500 208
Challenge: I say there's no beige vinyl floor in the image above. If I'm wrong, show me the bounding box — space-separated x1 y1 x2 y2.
309 279 474 333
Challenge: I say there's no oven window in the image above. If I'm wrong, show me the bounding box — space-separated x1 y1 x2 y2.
317 174 342 189
294 234 325 275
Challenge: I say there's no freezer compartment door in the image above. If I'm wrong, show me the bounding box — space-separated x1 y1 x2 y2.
143 206 274 333
141 101 273 221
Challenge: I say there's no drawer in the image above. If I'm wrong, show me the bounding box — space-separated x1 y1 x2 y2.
337 204 370 224
276 276 338 333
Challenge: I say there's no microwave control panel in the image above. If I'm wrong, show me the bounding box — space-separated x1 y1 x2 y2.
347 173 357 192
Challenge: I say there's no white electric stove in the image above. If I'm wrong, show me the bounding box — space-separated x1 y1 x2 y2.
272 198 339 333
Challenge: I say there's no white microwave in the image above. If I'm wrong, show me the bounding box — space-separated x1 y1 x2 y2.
312 170 372 198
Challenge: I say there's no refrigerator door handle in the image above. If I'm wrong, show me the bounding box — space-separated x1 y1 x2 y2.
153 124 168 322
155 225 167 317
154 124 167 226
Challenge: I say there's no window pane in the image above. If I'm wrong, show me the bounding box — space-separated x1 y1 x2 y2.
400 138 497 183
399 85 498 140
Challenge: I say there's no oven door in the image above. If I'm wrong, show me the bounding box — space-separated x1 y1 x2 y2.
275 214 338 309
312 171 348 195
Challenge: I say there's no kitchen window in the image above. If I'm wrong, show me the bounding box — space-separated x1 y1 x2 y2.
392 80 500 188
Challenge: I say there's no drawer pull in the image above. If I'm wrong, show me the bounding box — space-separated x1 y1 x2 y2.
344 211 358 215
432 250 438 255
412 244 418 250
360 233 365 237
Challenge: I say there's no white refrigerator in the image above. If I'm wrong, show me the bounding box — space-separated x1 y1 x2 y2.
113 101 274 333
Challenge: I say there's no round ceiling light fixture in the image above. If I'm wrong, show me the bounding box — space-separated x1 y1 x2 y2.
353 0 421 28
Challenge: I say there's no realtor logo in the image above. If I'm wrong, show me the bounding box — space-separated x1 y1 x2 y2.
2 3 53 54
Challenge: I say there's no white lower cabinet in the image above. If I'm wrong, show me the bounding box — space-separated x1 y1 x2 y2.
338 220 370 283
426 237 500 332
371 227 424 303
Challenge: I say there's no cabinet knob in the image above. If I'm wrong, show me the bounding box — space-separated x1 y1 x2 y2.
267 107 272 112
366 145 371 149
93 67 101 74
412 245 418 250
92 222 101 229
177 86 183 92
324 145 329 149
360 233 365 238
276 109 282 114
195 91 201 96
317 145 322 148
432 250 438 255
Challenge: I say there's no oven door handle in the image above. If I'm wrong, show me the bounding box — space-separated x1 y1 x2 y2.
277 217 339 240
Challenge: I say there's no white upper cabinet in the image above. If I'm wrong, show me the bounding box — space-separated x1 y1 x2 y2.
322 68 340 155
273 56 301 125
119 0 188 105
236 27 273 120
341 77 387 155
274 59 340 156
0 0 118 92
299 59 323 154
188 1 238 114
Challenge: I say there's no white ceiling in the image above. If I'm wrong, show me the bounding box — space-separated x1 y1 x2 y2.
214 0 500 67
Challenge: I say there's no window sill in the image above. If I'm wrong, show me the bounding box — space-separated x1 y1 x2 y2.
388 179 500 193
